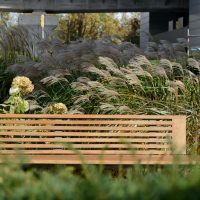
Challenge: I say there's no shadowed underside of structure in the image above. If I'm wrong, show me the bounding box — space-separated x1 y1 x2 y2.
0 0 188 13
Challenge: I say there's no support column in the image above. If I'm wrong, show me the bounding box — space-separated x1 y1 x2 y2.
189 0 200 49
140 12 150 50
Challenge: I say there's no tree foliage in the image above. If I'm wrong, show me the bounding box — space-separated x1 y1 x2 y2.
0 12 10 26
57 13 140 43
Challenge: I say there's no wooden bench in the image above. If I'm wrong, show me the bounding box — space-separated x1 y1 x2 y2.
0 114 191 165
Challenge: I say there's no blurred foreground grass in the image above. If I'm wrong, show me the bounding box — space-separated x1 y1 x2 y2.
0 159 199 200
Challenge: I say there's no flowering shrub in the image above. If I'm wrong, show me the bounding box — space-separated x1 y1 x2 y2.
0 76 69 114
48 103 68 114
0 76 33 114
11 76 34 96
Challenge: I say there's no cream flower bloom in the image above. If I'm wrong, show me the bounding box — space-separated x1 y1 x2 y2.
48 103 68 114
9 87 20 95
11 76 34 95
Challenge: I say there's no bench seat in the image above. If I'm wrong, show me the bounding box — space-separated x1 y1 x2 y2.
0 155 194 165
0 114 188 165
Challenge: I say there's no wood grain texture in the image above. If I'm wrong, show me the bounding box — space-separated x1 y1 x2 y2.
0 155 193 165
0 150 172 155
0 114 186 164
0 126 173 131
0 120 173 125
0 137 170 143
0 132 172 137
0 114 175 119
0 143 171 149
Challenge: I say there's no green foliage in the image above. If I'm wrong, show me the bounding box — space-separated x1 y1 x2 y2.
0 162 199 199
0 94 28 114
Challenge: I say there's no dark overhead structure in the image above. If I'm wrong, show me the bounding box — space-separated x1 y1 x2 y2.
0 0 199 49
0 0 188 13
140 0 200 50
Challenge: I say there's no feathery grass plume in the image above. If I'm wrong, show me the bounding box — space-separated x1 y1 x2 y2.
99 89 119 100
32 89 51 101
167 86 178 97
151 65 168 79
118 105 132 114
71 82 91 92
47 69 71 77
166 80 185 93
120 67 152 78
160 59 173 78
38 54 62 70
145 51 159 60
6 61 40 80
99 103 116 114
171 62 184 79
73 95 91 105
129 55 153 73
40 76 69 87
124 74 142 88
94 40 125 66
172 43 185 52
120 67 134 74
87 81 105 89
101 69 112 78
70 105 85 113
145 107 170 115
77 77 91 83
187 58 200 75
123 66 152 79
135 70 152 79
68 109 84 114
98 57 125 77
82 64 112 80
160 59 172 68
184 69 199 83
0 25 34 64
27 100 42 112
109 77 127 88
128 59 141 69
159 41 174 59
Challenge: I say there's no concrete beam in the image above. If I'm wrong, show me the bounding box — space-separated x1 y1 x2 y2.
0 0 188 13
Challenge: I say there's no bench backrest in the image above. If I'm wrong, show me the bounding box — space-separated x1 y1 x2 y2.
0 114 186 156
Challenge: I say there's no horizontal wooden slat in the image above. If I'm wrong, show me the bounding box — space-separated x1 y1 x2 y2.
0 120 173 125
0 155 193 165
0 126 173 131
0 150 172 155
0 114 187 165
0 114 174 119
0 138 170 143
0 143 170 149
0 132 173 137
